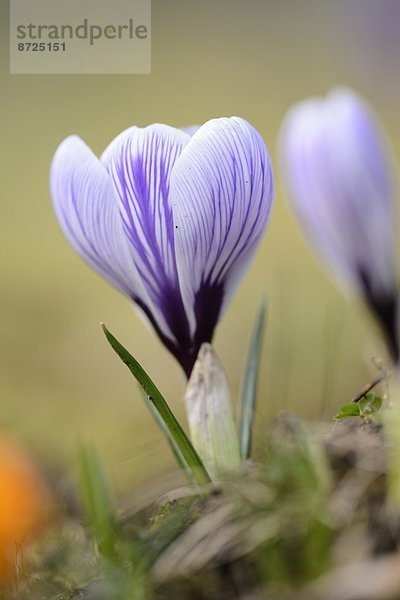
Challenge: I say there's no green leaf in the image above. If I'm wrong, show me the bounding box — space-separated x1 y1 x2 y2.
358 393 382 416
334 402 361 420
101 324 211 487
78 444 117 561
238 299 267 460
335 393 383 421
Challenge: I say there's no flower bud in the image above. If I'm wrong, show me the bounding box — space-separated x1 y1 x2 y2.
184 344 240 480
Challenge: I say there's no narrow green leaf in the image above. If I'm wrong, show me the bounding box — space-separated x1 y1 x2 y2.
238 299 267 460
78 444 117 561
101 324 211 487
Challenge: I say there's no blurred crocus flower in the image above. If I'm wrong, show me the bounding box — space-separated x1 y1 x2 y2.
279 88 399 362
51 118 273 376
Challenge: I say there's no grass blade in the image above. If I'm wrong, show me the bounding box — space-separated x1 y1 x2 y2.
101 323 211 487
78 444 117 561
238 299 267 460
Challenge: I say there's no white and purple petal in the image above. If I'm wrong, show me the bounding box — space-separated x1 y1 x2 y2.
50 134 185 354
50 135 141 298
101 125 194 368
171 117 274 345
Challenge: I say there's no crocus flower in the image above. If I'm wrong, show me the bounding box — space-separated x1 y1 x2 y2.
51 118 274 376
279 88 399 362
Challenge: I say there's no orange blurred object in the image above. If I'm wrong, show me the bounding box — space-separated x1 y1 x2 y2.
0 435 52 581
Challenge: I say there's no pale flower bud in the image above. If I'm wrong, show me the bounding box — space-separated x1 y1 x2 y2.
184 343 241 480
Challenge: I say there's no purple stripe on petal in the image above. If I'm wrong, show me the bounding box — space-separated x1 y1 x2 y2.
171 117 274 340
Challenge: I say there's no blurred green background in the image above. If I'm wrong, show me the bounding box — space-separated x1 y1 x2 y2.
1 0 400 493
